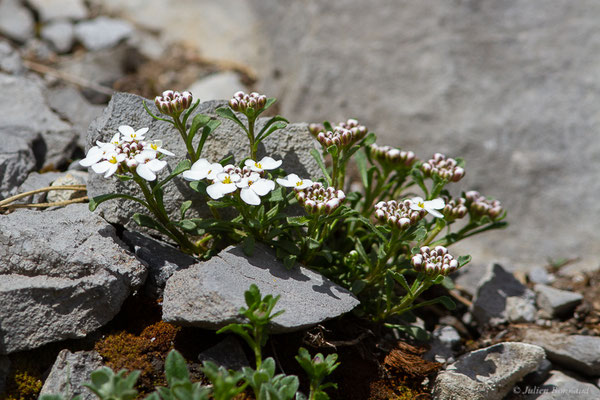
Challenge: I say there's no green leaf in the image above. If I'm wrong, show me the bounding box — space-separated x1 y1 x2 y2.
389 271 413 296
306 238 320 250
268 187 284 202
89 193 148 211
354 149 369 188
188 113 212 144
165 350 190 386
361 132 376 147
326 144 339 158
351 280 367 295
142 100 174 124
155 159 191 192
310 148 332 185
243 236 255 256
115 173 132 182
196 118 221 159
440 275 455 290
216 107 248 132
262 97 277 111
385 323 430 341
180 200 192 219
284 254 297 269
181 98 200 126
458 254 471 268
413 226 427 242
189 180 207 194
410 168 428 198
438 295 456 310
132 213 170 237
256 115 288 142
176 219 197 231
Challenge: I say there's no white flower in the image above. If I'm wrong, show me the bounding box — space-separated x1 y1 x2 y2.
409 197 445 218
119 125 149 142
146 140 175 156
206 169 241 199
236 172 275 205
244 156 282 172
276 173 313 190
135 150 167 181
80 146 105 167
182 159 224 181
91 153 125 178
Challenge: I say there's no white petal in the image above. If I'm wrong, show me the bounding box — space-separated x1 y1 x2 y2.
104 164 118 178
251 179 275 196
80 147 103 166
240 188 261 205
427 198 445 209
136 127 149 136
206 182 225 199
92 161 110 174
244 159 256 168
191 158 211 172
259 156 282 170
409 203 423 211
182 169 205 181
206 163 224 180
109 133 120 144
158 147 175 156
296 179 313 189
276 178 294 187
220 183 238 194
137 164 157 181
148 159 167 172
236 177 250 189
119 125 135 136
410 196 424 204
427 208 444 218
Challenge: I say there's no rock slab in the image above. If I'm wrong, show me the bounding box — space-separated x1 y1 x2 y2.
522 330 600 377
0 204 146 354
162 244 359 333
0 127 41 200
433 342 545 400
534 284 583 318
39 349 103 400
524 370 600 399
74 17 134 51
471 264 537 327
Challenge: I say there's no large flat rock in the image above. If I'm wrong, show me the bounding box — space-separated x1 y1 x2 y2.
433 342 545 400
0 204 146 353
0 127 42 200
162 244 359 332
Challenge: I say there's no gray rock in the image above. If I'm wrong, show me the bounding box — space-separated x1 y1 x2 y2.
14 171 64 204
162 243 359 333
528 266 555 285
522 330 600 377
0 127 41 200
524 370 600 399
74 17 134 51
0 73 78 169
0 40 24 74
453 260 490 297
187 72 245 101
523 358 553 386
86 92 320 234
47 171 87 202
535 284 583 318
41 20 75 54
0 355 9 396
0 0 35 42
425 325 461 365
39 349 103 400
198 335 250 371
28 0 87 22
432 342 545 400
44 85 105 147
0 204 146 353
121 231 197 297
471 264 537 327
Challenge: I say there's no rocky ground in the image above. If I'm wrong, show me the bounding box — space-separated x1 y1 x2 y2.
1 0 600 399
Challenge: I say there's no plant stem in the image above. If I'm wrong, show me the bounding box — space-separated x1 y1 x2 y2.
173 115 197 162
248 116 257 160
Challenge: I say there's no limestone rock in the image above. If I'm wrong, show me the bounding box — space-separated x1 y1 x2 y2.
198 335 250 371
187 72 245 101
0 204 146 353
14 171 63 204
0 127 42 200
0 40 24 74
39 349 103 400
47 171 87 202
0 0 34 42
522 330 600 377
85 92 320 233
432 342 545 400
28 0 88 22
121 231 197 297
526 370 600 399
534 284 583 318
74 17 134 51
162 243 359 333
41 20 75 53
0 73 78 169
471 264 537 327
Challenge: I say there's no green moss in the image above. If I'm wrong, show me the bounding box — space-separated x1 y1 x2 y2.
6 370 43 400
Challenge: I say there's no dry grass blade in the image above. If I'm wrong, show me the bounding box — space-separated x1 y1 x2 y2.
0 185 87 207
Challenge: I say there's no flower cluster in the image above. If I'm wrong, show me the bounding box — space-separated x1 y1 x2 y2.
229 91 267 113
183 156 281 205
80 125 172 181
411 246 459 276
155 90 193 116
369 144 416 168
308 119 368 148
421 153 465 182
374 199 426 230
465 191 503 220
295 182 346 215
442 196 468 220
